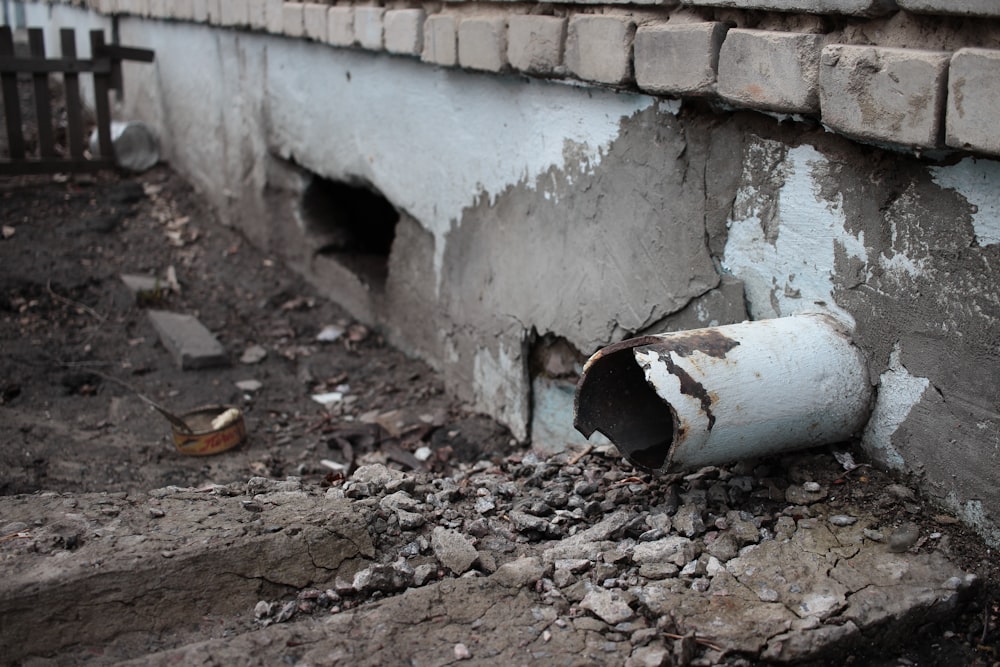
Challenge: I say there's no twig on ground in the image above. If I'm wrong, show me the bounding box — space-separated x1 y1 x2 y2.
47 280 105 322
568 444 593 466
662 632 724 653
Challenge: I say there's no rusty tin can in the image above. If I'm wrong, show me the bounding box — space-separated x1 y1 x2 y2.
171 405 246 456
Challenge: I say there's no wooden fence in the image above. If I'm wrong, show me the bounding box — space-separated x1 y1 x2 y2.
0 25 153 175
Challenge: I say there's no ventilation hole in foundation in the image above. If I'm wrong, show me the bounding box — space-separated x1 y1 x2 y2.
301 174 399 288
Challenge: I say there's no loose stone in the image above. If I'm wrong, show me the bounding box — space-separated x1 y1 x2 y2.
828 515 858 527
431 526 479 574
889 523 920 553
580 588 634 625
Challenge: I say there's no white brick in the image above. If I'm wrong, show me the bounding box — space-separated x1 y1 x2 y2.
265 0 283 33
678 0 895 17
327 7 354 47
192 0 208 22
148 0 167 18
205 0 222 24
458 17 507 72
126 0 148 16
565 15 635 85
354 7 385 50
247 0 267 30
946 48 1000 156
220 0 249 27
283 3 305 37
385 9 425 56
169 0 195 20
507 15 566 76
422 14 457 66
635 22 728 96
897 0 1000 16
717 29 822 113
820 44 950 148
303 3 328 41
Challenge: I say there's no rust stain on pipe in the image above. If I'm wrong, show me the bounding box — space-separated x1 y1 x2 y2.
645 348 717 431
650 329 740 360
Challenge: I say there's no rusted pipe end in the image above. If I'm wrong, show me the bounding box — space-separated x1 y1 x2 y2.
574 336 680 472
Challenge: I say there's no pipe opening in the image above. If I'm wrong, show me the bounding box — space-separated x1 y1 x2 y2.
300 174 399 289
575 316 874 474
574 341 676 471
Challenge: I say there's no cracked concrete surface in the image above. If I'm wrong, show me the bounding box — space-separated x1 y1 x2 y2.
0 456 977 666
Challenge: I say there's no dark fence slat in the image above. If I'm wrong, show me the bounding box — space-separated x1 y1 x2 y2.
59 28 84 160
94 44 154 63
0 156 107 175
28 28 55 158
0 57 113 74
0 26 26 160
89 30 113 162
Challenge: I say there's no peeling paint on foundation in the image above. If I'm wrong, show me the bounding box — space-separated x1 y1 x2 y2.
862 343 930 470
263 41 654 282
473 341 528 441
929 157 1000 247
722 141 866 324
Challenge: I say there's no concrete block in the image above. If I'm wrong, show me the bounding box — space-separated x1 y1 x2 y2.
635 22 728 96
946 48 1000 156
819 44 950 148
897 0 1000 16
247 0 266 30
220 0 249 27
120 274 164 303
385 9 425 56
678 0 896 16
458 16 508 72
327 7 354 47
303 3 328 42
565 15 635 85
718 29 822 113
265 0 283 33
422 14 457 66
354 7 385 51
282 2 305 38
0 492 374 664
507 15 566 76
147 310 228 370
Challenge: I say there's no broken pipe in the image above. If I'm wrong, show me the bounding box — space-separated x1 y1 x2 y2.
574 314 873 473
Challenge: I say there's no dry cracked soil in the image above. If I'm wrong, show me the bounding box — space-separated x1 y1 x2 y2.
1 167 999 667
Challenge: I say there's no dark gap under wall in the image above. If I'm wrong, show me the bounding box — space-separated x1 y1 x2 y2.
300 173 399 290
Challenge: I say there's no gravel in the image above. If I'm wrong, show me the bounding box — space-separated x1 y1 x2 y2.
210 443 992 664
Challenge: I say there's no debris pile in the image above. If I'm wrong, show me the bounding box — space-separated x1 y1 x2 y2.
242 449 976 666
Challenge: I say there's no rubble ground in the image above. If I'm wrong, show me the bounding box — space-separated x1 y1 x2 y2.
1 168 998 666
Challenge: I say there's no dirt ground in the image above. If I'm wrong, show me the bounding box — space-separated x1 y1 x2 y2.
1 167 998 666
0 166 516 497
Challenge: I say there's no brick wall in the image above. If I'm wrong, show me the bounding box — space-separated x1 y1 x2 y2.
60 0 1000 157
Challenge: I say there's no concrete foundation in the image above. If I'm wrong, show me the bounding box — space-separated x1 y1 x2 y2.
6 1 1000 546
